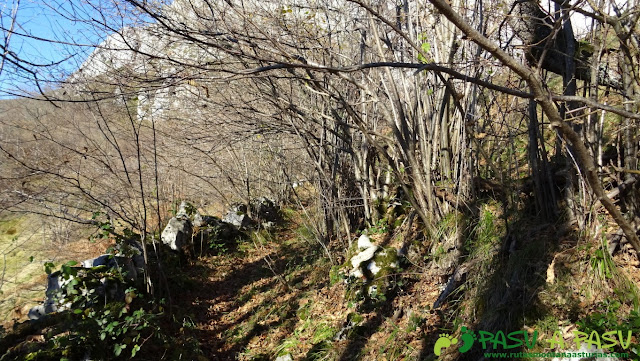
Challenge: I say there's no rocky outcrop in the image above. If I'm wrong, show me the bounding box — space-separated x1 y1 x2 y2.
193 212 219 228
356 233 375 250
194 213 236 240
27 273 67 320
161 201 194 251
162 201 245 254
81 254 140 281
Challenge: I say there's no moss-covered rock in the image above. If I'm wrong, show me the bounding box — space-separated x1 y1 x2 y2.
366 248 399 300
337 237 401 306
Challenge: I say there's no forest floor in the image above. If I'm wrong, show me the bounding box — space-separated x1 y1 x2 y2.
168 209 640 360
172 217 448 360
4 208 640 360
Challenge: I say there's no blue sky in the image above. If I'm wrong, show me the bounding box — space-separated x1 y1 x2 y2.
0 0 141 98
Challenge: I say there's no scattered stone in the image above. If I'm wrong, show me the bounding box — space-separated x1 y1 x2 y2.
365 248 399 297
222 203 253 229
261 221 277 230
81 254 117 268
83 254 139 281
367 284 378 296
334 312 364 341
176 201 190 218
366 260 381 275
161 214 193 251
341 234 401 305
351 244 377 265
121 239 145 276
28 269 80 320
192 212 221 228
28 272 63 320
221 198 281 230
28 252 143 320
192 212 205 228
357 234 374 250
250 197 280 223
607 229 625 256
27 305 49 320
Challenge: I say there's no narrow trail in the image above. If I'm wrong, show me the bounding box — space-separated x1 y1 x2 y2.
174 225 328 360
170 222 447 360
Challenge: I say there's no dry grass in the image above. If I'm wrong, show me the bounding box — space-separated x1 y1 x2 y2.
0 213 111 325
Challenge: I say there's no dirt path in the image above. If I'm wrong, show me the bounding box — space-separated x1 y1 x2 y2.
171 225 446 360
174 226 329 360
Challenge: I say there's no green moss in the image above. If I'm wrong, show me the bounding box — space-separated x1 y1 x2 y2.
393 216 404 229
329 265 342 286
347 312 364 324
369 249 400 303
297 303 311 321
306 339 339 360
343 246 401 305
577 40 595 59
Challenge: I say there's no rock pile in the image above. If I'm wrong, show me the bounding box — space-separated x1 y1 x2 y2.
222 197 281 230
222 203 252 229
161 201 240 253
28 250 144 320
341 234 400 303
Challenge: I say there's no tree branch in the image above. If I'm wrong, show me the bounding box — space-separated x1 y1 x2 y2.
428 0 640 259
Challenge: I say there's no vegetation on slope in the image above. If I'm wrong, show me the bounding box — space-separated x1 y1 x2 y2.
2 0 640 360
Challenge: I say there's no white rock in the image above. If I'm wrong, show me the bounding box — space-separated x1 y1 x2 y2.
161 216 193 251
193 212 204 227
368 284 378 296
351 268 364 278
367 261 381 275
81 254 115 268
176 201 189 218
28 305 47 320
357 234 374 250
351 246 378 269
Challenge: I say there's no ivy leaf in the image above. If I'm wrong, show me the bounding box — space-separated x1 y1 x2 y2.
418 42 431 63
44 262 55 275
114 344 126 357
131 344 141 357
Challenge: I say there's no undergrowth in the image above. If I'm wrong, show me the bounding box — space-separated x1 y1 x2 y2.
5 203 640 361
